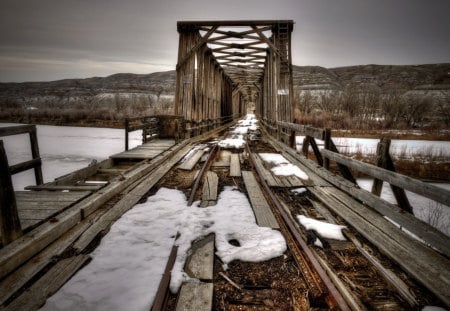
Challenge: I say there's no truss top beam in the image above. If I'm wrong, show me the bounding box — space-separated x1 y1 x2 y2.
177 20 294 31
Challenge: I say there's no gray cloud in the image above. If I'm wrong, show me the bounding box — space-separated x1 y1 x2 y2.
0 0 449 82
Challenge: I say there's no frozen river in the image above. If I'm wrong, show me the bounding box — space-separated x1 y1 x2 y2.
1 123 448 235
0 123 142 190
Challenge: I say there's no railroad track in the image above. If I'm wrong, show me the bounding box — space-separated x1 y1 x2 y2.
1 120 447 310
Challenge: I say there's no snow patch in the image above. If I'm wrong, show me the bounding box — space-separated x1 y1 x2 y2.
218 135 246 149
42 187 286 310
291 188 307 195
259 153 309 180
297 215 347 241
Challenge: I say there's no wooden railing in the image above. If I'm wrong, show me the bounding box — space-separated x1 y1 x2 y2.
0 125 44 245
270 120 449 214
263 119 450 257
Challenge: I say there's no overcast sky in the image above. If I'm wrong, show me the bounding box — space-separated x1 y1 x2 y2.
0 0 449 82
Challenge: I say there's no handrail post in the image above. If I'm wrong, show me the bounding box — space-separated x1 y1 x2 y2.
0 140 23 245
323 128 331 170
29 125 43 185
372 137 412 213
124 118 129 151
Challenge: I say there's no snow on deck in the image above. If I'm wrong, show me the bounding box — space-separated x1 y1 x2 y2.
259 153 309 180
297 215 347 241
42 187 286 311
218 114 259 149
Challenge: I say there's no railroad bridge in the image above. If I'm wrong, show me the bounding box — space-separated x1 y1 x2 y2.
0 20 449 311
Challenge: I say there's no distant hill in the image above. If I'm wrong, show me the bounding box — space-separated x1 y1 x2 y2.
1 63 449 109
293 63 450 95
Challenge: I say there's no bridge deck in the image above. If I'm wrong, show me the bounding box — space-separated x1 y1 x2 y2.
111 139 175 160
4 191 92 239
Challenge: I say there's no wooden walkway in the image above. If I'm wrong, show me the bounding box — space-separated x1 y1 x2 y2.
111 139 176 160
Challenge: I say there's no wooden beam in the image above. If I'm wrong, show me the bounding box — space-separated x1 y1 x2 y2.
321 149 450 207
0 141 23 245
178 20 294 29
372 138 412 213
0 125 35 137
251 26 281 57
176 26 218 70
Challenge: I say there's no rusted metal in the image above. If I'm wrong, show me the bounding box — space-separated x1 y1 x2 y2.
245 143 351 311
151 244 178 311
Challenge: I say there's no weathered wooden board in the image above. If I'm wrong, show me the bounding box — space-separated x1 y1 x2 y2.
0 207 106 306
4 255 89 311
178 149 205 170
200 172 218 208
185 234 215 280
175 282 213 311
15 191 91 231
309 186 450 307
24 185 102 191
229 154 241 177
252 155 278 187
242 171 279 228
111 139 175 160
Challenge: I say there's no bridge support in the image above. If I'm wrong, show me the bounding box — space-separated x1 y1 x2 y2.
175 20 294 137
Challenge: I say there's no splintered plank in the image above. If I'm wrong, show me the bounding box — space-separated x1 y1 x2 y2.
185 234 215 280
175 282 213 311
200 171 218 207
178 149 205 170
229 153 241 177
242 171 279 229
5 255 89 311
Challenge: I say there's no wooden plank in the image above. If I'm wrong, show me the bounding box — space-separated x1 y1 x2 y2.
111 140 176 160
0 207 104 305
4 255 90 311
201 172 218 202
15 191 91 202
179 149 205 170
24 185 102 191
242 171 279 229
321 149 450 207
50 159 111 186
185 234 215 280
252 154 278 187
229 154 241 177
175 282 213 311
309 186 450 307
9 158 42 176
